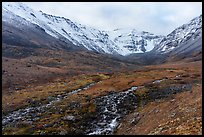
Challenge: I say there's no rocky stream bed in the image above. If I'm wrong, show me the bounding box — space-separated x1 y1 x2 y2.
2 83 96 129
2 76 193 135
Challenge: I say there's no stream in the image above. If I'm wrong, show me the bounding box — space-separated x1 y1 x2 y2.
86 86 139 135
2 75 192 135
85 76 192 135
2 83 96 129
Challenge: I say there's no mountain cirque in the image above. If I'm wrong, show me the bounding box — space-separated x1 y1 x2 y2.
2 2 202 135
2 2 201 56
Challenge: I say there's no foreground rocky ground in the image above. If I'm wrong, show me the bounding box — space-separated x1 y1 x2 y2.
116 61 202 135
2 61 202 135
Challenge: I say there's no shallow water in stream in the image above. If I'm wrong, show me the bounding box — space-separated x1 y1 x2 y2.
2 83 96 128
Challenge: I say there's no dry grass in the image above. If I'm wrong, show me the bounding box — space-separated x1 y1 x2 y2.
116 61 202 135
2 61 202 135
2 73 110 114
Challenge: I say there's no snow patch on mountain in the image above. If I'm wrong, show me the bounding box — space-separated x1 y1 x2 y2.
153 15 202 53
107 28 164 55
3 2 201 56
2 2 166 56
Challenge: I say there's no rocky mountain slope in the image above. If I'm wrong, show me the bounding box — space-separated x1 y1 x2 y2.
153 15 202 54
3 2 201 57
125 15 202 64
107 28 164 54
2 2 202 135
2 2 164 56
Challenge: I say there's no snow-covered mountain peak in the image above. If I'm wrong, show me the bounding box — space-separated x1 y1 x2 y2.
107 28 164 54
154 14 202 53
3 2 38 18
3 2 29 9
3 2 165 56
3 2 200 56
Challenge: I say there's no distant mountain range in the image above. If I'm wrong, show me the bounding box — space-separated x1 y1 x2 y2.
2 2 202 58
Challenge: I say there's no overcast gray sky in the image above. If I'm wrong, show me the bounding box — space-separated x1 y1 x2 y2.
24 2 202 35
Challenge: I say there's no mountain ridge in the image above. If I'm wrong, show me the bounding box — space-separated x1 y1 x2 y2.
153 15 202 53
2 2 202 57
2 2 164 56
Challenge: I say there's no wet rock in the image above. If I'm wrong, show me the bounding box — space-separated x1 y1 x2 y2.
2 83 95 129
133 112 139 117
174 77 182 81
131 116 141 125
69 102 81 109
59 130 68 135
98 122 106 126
86 87 138 135
33 117 40 121
63 115 75 121
153 79 165 84
43 123 54 128
39 131 46 135
170 112 176 118
175 75 181 78
154 109 160 113
185 107 196 113
57 94 62 98
47 96 55 101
